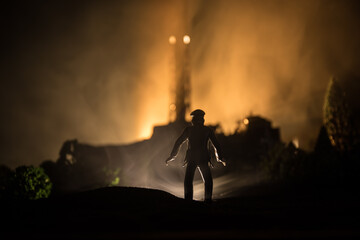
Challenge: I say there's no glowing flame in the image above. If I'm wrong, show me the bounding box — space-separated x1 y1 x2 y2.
292 138 299 148
183 35 190 44
169 35 176 44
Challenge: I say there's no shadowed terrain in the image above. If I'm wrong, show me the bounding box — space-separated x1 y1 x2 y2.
2 184 360 239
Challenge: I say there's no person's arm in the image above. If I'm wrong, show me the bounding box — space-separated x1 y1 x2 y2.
165 127 189 165
209 128 224 164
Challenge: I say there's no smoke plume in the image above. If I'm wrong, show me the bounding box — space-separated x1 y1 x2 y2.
1 0 360 168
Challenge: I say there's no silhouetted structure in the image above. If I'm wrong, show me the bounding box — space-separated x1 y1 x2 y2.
168 34 191 123
218 115 281 172
51 113 282 195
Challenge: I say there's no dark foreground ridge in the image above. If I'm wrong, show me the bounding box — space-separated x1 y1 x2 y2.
2 184 360 239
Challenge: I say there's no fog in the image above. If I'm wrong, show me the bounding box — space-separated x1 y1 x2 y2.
1 0 360 168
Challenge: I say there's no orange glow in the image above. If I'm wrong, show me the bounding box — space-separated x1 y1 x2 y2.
169 104 176 111
169 35 176 44
183 35 190 44
292 138 299 148
127 1 323 150
138 123 154 140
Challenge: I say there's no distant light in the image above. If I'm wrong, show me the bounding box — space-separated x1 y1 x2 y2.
292 138 299 148
243 118 249 125
169 104 176 111
183 35 190 44
169 35 176 44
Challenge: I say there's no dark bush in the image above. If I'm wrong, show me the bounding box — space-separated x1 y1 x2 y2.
261 142 311 183
0 165 14 199
12 165 52 200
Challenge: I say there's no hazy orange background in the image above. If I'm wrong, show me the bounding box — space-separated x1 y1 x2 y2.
1 0 360 168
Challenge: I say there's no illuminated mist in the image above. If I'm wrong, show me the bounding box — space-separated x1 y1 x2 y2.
2 0 360 173
88 136 264 200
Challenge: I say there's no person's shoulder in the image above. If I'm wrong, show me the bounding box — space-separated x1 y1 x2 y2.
206 126 218 137
204 125 214 133
183 126 192 133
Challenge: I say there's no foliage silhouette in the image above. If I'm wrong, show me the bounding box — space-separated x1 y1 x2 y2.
261 77 360 187
323 77 357 152
12 165 52 200
261 142 310 183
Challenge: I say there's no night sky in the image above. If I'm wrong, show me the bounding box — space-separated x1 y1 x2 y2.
1 0 360 168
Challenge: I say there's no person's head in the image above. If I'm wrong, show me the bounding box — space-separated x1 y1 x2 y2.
190 109 205 126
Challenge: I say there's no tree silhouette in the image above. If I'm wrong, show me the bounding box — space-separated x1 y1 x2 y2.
323 77 356 152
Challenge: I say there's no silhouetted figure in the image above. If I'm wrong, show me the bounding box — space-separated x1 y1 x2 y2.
165 109 224 202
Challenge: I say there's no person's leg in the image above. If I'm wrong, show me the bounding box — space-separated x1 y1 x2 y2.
198 164 213 202
184 162 196 200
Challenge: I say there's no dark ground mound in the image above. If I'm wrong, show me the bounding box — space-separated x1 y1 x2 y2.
2 184 360 239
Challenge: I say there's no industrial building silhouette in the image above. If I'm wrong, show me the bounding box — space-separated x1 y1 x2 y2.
53 36 281 196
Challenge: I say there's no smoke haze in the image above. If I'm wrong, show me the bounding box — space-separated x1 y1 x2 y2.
190 0 360 146
1 0 360 168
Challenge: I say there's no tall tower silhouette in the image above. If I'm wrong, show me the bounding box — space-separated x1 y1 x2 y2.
168 1 191 124
168 35 191 123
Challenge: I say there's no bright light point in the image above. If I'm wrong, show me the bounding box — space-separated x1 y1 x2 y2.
169 104 176 111
169 35 176 44
292 138 299 148
183 35 190 44
243 118 249 125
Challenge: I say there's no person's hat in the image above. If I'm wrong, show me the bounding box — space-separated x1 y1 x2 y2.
190 109 205 117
